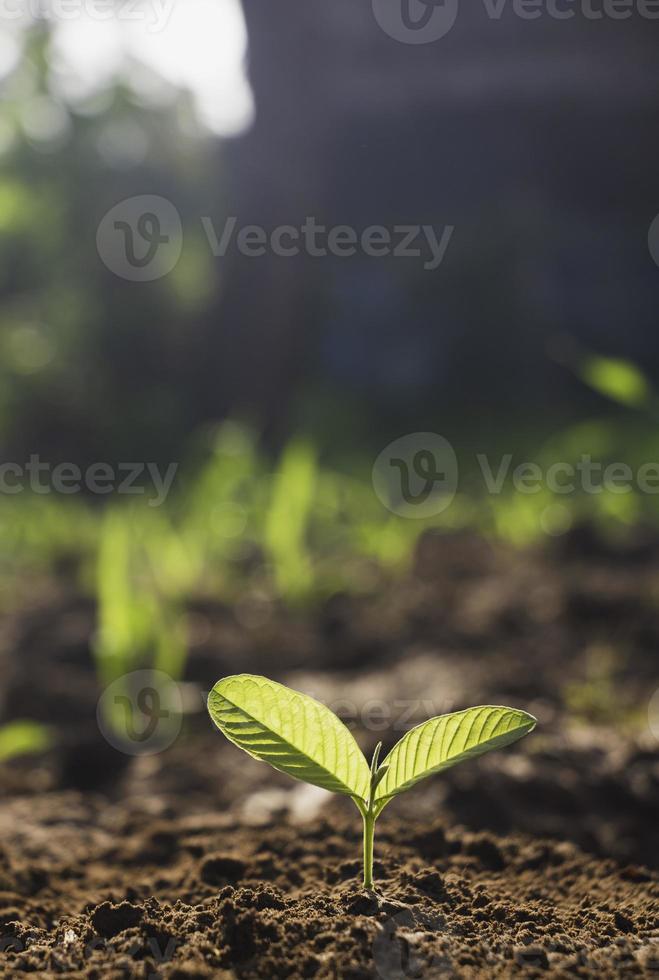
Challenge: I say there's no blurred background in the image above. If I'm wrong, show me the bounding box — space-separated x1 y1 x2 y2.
1 0 659 868
1 1 658 465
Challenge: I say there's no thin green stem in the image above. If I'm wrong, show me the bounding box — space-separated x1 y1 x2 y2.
362 808 376 890
360 742 386 890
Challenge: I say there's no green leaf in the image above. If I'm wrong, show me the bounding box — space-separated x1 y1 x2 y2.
375 706 536 803
581 356 650 408
208 674 371 800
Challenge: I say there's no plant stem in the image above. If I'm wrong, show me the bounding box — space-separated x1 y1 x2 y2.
362 807 376 890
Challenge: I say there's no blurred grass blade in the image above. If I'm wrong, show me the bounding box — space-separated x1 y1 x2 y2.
154 607 188 680
581 356 650 408
0 721 51 763
375 706 536 803
96 509 136 682
265 440 316 601
208 674 370 799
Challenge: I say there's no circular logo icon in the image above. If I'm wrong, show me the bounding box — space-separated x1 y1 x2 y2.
373 909 448 979
648 214 659 269
373 433 458 518
96 195 182 282
649 688 659 741
372 0 459 44
97 669 183 756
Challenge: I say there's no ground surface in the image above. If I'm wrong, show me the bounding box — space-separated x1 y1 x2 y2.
0 528 658 977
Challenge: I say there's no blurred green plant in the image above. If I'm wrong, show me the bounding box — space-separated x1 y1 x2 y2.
265 440 316 602
476 351 659 544
2 377 659 705
581 355 650 410
0 720 51 763
94 507 189 734
564 646 627 727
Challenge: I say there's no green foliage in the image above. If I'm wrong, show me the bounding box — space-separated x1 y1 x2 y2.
564 646 623 726
94 508 189 733
265 441 317 602
374 706 536 805
208 674 536 889
0 720 51 762
581 356 650 409
208 675 370 798
95 509 155 685
3 411 659 702
3 417 659 690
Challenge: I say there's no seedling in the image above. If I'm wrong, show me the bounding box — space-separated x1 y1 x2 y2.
207 674 536 890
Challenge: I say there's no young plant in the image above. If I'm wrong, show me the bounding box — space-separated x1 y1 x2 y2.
207 674 536 890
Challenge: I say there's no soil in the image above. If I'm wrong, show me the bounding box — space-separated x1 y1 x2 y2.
0 526 658 978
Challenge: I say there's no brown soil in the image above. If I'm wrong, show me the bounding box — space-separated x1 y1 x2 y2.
0 796 657 978
1 527 658 977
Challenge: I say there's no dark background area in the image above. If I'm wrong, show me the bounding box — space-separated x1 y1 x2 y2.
1 5 658 467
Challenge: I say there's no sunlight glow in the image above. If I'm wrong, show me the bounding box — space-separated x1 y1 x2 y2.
38 0 253 136
125 0 254 135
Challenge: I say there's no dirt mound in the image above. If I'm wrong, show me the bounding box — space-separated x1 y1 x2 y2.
0 795 657 979
1 529 659 976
